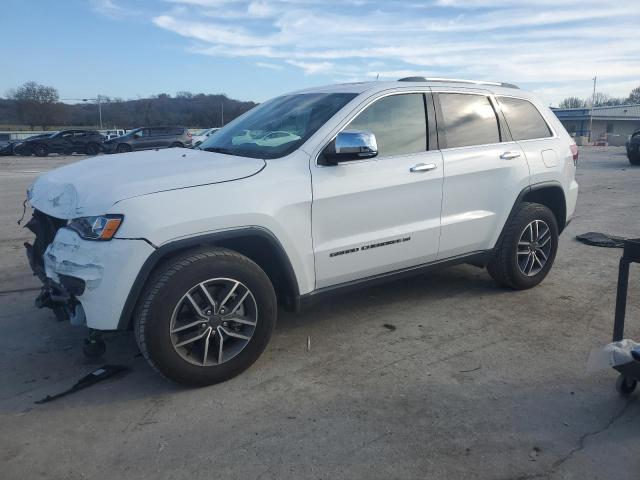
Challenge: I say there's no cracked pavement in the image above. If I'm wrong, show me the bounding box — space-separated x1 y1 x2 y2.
0 149 639 479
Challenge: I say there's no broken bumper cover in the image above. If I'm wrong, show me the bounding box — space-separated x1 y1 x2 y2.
36 227 155 330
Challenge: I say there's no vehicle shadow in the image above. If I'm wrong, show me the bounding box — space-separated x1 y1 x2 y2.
0 264 508 414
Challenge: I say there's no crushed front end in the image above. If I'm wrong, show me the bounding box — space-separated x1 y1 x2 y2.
24 210 86 325
23 208 155 331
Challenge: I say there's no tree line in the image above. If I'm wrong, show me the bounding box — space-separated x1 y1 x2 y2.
1 81 257 130
558 85 640 109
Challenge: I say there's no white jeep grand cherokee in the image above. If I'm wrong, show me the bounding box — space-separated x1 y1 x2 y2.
25 77 579 386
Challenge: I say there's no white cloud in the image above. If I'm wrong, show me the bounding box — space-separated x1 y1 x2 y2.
150 0 639 104
91 0 139 18
256 61 283 70
286 60 335 75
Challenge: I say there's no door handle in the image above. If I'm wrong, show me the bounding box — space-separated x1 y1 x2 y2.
500 151 521 160
410 163 437 173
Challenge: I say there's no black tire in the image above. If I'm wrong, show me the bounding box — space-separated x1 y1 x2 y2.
487 202 559 290
134 248 277 386
170 142 184 148
33 143 49 157
628 153 640 166
616 374 637 395
85 142 100 156
116 143 132 153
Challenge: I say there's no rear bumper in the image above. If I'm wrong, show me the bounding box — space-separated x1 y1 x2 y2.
29 226 155 330
101 143 117 153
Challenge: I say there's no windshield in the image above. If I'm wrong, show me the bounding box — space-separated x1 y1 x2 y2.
199 93 357 159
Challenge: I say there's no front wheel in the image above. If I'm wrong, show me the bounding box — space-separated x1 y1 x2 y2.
116 143 132 153
33 144 49 157
488 202 559 290
134 248 277 386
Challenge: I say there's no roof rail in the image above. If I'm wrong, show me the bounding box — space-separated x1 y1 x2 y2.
398 76 519 89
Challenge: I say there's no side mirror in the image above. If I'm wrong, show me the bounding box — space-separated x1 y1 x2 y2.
322 130 378 165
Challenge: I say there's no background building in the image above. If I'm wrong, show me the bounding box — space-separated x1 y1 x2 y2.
552 104 640 146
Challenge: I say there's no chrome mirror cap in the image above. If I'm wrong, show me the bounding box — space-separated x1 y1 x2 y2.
335 130 378 158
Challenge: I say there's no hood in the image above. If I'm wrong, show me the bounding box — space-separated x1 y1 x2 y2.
28 148 266 219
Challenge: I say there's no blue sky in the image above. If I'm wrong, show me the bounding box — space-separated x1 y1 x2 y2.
2 0 638 105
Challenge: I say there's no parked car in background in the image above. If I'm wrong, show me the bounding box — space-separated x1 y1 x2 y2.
255 130 301 147
100 129 126 140
22 130 103 157
7 134 56 156
626 130 640 165
102 126 192 153
0 141 15 156
191 128 219 147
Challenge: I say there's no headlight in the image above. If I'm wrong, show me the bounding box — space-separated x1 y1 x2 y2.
68 215 123 240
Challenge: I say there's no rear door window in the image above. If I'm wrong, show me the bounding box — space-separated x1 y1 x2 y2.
438 93 500 148
497 97 552 141
346 93 427 157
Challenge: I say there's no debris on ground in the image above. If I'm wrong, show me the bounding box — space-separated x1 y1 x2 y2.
35 365 131 404
576 232 625 248
383 324 396 331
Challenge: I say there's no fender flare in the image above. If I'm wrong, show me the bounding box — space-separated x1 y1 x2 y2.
495 180 567 250
117 227 299 330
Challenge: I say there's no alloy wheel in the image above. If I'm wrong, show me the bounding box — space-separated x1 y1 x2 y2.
517 219 552 277
169 277 258 367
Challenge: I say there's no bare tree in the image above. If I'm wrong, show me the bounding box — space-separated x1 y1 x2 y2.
592 92 625 107
628 86 640 104
6 81 61 129
558 97 585 109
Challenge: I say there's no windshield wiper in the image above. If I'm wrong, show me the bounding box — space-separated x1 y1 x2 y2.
203 147 234 155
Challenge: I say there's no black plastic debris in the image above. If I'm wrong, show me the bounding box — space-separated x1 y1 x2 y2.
35 365 131 404
576 232 626 248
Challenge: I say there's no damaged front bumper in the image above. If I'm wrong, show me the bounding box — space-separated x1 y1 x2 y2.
25 211 155 330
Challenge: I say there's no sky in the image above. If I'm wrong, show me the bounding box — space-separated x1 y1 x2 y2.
1 0 638 106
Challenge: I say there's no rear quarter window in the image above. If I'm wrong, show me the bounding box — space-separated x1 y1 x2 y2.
497 97 552 141
438 93 500 148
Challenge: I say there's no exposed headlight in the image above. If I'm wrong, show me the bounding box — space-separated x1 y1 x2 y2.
68 215 123 240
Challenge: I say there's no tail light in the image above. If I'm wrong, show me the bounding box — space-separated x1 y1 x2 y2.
187 131 192 138
570 143 578 166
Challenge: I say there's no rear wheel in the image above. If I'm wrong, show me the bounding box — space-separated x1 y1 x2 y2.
134 248 277 386
616 374 637 395
33 144 49 157
488 202 559 290
116 143 132 153
628 153 640 166
85 142 100 156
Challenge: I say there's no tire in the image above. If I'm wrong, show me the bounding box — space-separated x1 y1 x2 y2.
134 248 277 386
116 143 132 153
487 202 559 290
170 142 184 148
85 143 100 156
33 143 49 157
616 374 637 395
628 153 640 166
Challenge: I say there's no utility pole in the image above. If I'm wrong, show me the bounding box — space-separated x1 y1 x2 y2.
97 95 103 130
62 97 104 129
588 76 597 144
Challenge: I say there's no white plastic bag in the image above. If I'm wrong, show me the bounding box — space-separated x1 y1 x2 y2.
586 339 640 372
